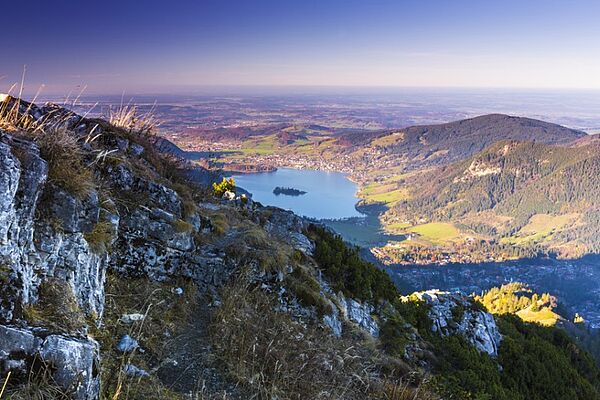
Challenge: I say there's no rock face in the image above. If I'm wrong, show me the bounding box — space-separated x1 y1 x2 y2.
320 276 380 338
341 297 380 337
407 290 502 357
0 325 99 399
0 99 246 398
0 131 104 399
263 208 314 256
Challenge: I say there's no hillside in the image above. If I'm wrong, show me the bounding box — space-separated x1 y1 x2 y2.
0 96 599 399
179 114 586 179
343 113 586 173
377 140 600 260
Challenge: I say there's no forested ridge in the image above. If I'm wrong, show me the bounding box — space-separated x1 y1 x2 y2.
386 140 600 256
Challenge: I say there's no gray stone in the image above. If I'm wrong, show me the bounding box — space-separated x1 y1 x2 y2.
40 335 100 399
342 298 380 337
120 313 145 324
117 335 139 352
129 143 145 156
0 325 99 400
405 289 502 356
124 363 150 377
222 190 235 201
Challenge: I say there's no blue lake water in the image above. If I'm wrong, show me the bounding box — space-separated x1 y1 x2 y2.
230 168 364 219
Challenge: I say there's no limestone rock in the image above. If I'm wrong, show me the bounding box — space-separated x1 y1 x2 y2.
0 325 99 400
406 289 502 356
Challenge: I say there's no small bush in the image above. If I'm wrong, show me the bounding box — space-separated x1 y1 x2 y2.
171 218 193 233
84 221 114 253
212 177 235 197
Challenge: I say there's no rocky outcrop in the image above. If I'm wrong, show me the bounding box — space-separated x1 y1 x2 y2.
263 208 314 256
406 290 502 356
0 97 247 398
0 325 99 399
0 131 104 399
320 277 380 338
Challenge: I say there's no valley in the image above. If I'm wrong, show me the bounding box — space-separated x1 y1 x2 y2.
55 91 600 340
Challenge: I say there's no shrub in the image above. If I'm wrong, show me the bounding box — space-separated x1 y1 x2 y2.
306 223 397 304
171 218 193 233
213 177 235 197
84 221 114 253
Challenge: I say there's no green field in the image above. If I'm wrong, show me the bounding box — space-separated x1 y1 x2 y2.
238 136 278 155
363 188 409 205
407 222 461 245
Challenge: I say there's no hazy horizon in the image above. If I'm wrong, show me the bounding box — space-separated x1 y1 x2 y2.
5 0 600 94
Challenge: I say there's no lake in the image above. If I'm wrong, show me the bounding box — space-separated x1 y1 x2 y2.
230 168 364 220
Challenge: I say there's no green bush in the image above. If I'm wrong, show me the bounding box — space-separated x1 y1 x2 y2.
212 177 235 197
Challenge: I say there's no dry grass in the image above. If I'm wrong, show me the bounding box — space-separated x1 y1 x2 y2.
171 218 193 233
94 274 198 400
107 103 159 137
84 221 115 254
224 226 292 272
211 275 437 400
0 88 97 199
33 125 96 198
3 357 71 400
22 278 87 335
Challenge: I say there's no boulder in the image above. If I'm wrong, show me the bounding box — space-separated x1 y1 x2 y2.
0 325 99 400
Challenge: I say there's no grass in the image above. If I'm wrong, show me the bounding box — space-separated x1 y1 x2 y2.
33 125 96 199
370 131 405 147
107 102 159 137
503 213 579 245
23 278 87 334
3 357 72 399
84 221 114 253
516 306 561 327
94 273 198 400
211 275 437 400
171 218 193 233
225 225 292 272
285 266 333 316
237 135 278 155
387 222 411 232
406 222 461 245
364 188 410 205
321 215 397 247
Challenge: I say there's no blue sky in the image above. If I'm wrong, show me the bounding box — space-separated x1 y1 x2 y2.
3 0 600 94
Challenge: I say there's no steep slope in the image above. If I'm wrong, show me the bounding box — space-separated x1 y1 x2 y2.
0 96 598 400
383 140 600 258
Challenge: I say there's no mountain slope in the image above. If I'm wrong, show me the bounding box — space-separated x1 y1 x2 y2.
341 114 586 174
0 96 598 400
382 140 600 258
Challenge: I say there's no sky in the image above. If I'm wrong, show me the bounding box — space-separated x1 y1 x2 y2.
3 0 600 94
